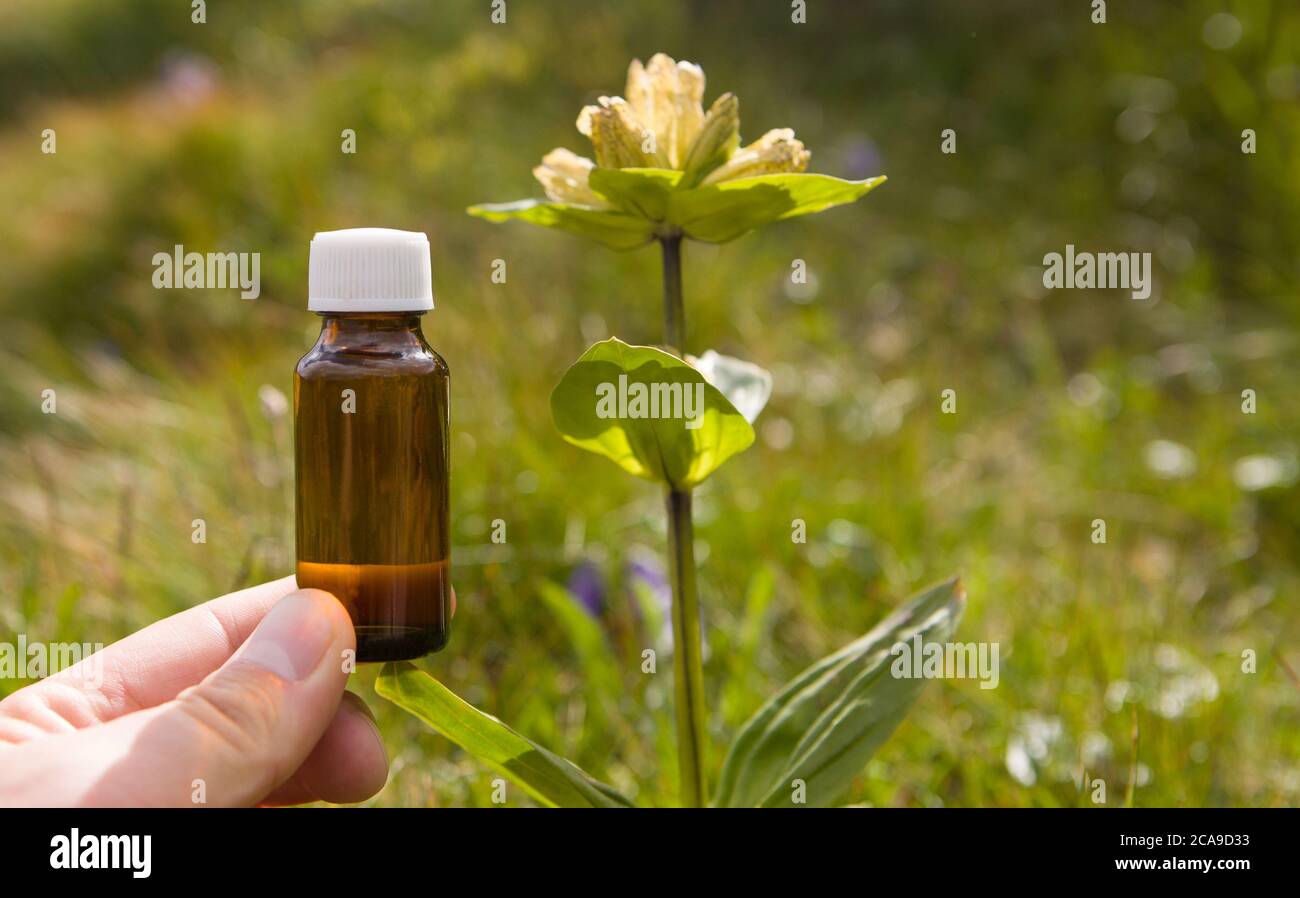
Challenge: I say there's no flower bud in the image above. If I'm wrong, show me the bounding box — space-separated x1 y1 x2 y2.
679 93 740 187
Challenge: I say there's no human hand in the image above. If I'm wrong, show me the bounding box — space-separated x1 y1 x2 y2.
0 576 440 807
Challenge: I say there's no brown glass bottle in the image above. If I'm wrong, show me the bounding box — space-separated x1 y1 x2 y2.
294 311 450 661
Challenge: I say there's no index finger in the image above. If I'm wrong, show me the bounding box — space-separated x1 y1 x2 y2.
1 576 300 727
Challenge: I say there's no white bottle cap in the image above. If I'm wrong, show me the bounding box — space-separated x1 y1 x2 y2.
308 228 434 312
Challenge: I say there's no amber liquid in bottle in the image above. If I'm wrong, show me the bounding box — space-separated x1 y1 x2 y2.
294 312 450 661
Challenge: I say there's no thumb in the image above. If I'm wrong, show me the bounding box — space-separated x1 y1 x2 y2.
15 589 357 806
164 587 356 805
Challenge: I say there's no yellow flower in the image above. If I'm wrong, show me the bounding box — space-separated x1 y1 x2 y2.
535 53 810 205
473 52 882 247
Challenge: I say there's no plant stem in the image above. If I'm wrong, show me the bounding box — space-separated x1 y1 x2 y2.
659 234 708 807
661 234 685 355
666 486 707 807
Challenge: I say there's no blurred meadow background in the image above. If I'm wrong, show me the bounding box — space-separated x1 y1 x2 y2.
1 0 1298 806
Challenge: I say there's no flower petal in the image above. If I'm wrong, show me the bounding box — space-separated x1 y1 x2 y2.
533 148 610 208
624 53 705 169
700 128 810 186
624 58 667 165
577 96 652 169
671 61 706 166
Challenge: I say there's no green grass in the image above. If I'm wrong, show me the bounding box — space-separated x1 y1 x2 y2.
1 0 1298 807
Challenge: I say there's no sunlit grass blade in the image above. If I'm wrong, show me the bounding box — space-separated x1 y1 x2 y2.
537 580 623 712
376 662 634 808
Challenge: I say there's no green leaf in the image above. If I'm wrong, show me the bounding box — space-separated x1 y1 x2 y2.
466 199 654 250
550 337 755 489
667 173 887 243
588 167 682 221
470 173 884 247
714 577 965 808
376 662 633 808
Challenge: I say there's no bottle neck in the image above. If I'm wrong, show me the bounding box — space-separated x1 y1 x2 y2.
315 312 428 353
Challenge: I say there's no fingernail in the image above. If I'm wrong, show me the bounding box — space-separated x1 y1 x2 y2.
233 590 336 681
